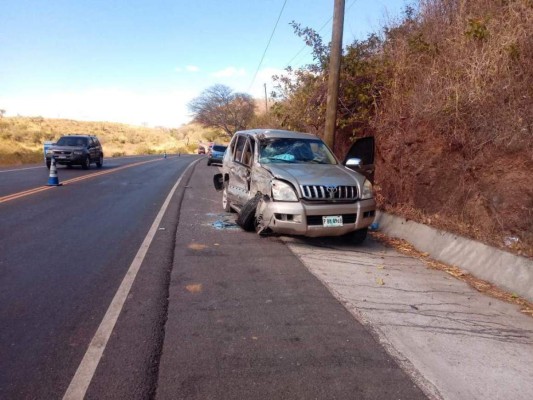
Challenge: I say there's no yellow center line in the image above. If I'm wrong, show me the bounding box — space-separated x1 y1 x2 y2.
0 158 163 205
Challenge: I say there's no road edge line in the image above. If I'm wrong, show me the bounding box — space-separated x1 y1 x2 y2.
62 159 199 400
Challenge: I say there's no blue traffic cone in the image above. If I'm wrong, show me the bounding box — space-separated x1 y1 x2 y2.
163 151 167 159
47 158 62 186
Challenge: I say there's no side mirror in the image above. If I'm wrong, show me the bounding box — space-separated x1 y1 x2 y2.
345 158 362 167
213 173 224 191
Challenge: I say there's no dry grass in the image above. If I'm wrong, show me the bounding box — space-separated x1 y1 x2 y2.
0 117 226 166
373 0 533 256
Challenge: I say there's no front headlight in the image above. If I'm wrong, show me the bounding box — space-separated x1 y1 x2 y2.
271 179 298 202
46 150 53 155
361 179 373 200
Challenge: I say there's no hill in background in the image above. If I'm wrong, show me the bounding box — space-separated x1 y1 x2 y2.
0 116 227 165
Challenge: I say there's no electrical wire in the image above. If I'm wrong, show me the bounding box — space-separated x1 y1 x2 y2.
248 0 289 91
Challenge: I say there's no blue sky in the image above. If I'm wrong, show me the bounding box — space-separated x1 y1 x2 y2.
0 0 408 127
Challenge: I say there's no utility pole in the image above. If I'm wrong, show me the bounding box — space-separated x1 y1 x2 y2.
323 0 345 151
264 83 268 114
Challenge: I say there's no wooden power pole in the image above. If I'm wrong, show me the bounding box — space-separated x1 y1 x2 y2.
323 0 345 151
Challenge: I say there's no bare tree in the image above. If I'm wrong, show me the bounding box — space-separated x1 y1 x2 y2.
188 84 255 136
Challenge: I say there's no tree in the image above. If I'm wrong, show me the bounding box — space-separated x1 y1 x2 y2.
188 84 255 137
271 24 387 152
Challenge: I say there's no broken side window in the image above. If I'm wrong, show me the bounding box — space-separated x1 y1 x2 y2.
242 138 254 167
234 135 247 163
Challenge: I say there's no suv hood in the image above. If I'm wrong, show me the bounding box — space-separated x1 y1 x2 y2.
262 163 364 187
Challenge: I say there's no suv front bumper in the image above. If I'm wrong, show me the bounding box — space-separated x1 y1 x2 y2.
46 153 85 165
259 198 376 237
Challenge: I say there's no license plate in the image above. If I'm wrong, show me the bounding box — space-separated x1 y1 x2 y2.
57 155 67 159
323 215 343 227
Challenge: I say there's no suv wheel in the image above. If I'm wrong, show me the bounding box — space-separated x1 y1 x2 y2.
236 194 261 232
82 156 91 170
96 154 103 168
46 160 51 169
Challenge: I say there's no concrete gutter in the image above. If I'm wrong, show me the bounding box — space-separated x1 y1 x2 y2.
374 211 533 302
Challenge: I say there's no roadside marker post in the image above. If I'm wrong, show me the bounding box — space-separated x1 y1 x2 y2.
47 158 62 186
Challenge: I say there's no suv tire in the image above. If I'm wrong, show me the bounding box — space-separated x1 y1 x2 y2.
82 156 91 170
96 154 103 168
237 193 261 232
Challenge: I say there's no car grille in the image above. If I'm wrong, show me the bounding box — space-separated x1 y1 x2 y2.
53 150 72 155
307 214 357 226
300 185 358 200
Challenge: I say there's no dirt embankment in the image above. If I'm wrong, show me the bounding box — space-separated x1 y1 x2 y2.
368 0 533 256
328 1 532 256
374 128 532 256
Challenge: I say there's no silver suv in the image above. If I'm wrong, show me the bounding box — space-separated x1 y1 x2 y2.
214 129 376 243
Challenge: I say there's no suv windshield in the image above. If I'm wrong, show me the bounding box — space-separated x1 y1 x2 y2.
212 145 227 152
259 138 337 165
56 137 88 147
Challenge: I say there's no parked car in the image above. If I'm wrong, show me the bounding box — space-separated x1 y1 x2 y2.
207 145 227 166
45 134 104 169
213 129 376 243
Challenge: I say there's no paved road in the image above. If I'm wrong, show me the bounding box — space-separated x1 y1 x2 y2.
7 156 528 399
0 155 196 399
156 162 427 399
1 156 428 399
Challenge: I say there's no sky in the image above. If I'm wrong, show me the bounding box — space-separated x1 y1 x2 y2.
0 0 408 128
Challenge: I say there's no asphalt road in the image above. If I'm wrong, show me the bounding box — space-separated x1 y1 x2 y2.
0 155 196 399
1 155 428 400
156 161 427 400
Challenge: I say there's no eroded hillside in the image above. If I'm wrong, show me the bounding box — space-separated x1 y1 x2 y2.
372 0 532 256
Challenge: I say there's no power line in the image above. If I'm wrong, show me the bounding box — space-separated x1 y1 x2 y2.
248 0 289 92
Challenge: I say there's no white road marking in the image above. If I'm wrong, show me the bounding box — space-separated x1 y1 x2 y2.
62 159 198 400
0 165 45 173
0 155 162 173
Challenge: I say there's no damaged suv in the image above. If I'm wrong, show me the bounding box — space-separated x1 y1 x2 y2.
213 129 376 243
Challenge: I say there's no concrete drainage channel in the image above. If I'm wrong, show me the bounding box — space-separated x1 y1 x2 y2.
375 211 533 302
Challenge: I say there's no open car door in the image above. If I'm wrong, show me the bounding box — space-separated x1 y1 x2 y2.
343 136 375 183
